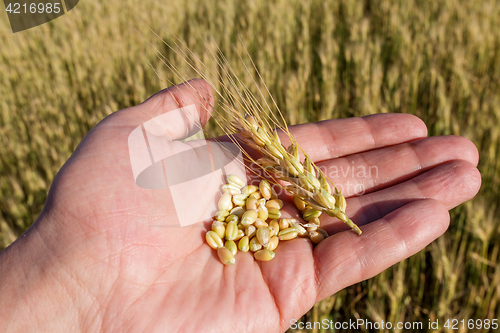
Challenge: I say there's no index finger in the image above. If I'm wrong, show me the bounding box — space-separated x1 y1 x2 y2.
282 113 428 162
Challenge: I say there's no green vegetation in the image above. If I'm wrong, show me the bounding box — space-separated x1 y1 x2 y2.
1 0 499 331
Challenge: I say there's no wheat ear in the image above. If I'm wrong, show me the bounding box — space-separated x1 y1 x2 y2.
141 30 361 235
231 113 362 235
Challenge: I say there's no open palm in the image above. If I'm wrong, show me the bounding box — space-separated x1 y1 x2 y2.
1 79 480 332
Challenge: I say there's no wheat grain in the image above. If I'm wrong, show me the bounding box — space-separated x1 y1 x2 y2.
248 192 262 200
218 192 233 212
206 231 224 250
246 197 258 210
265 199 283 210
234 229 245 241
267 208 282 220
229 206 245 218
225 221 238 241
227 174 245 188
269 220 279 236
256 226 271 247
256 198 267 207
242 185 258 196
225 240 238 256
293 195 307 211
253 219 268 229
254 249 275 261
317 228 329 239
259 179 272 200
217 247 235 265
278 219 289 230
257 203 269 220
245 225 256 238
289 220 307 237
306 225 318 233
208 169 349 264
249 236 262 252
211 221 226 239
232 194 247 206
241 209 258 226
309 231 325 245
302 207 322 222
221 184 241 195
266 236 279 251
215 210 230 222
278 228 299 241
310 217 321 226
225 214 238 224
238 236 250 252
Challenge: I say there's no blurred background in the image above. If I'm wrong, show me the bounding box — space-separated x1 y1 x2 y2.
0 0 499 332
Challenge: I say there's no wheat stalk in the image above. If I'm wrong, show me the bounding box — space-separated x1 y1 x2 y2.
231 113 362 235
148 35 361 234
139 32 362 264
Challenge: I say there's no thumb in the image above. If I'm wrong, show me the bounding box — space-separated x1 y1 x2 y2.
39 79 219 255
128 78 215 140
123 78 219 190
47 78 215 203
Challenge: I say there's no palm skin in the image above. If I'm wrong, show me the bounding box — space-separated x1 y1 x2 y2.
0 79 481 332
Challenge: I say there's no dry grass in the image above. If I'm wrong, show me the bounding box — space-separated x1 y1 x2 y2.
1 0 499 331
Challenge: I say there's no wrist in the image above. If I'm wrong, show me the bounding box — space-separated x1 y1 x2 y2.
0 213 98 332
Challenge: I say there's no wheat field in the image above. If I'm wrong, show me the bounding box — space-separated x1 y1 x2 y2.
1 0 499 332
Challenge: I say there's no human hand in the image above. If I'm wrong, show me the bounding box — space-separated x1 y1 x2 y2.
0 79 481 332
